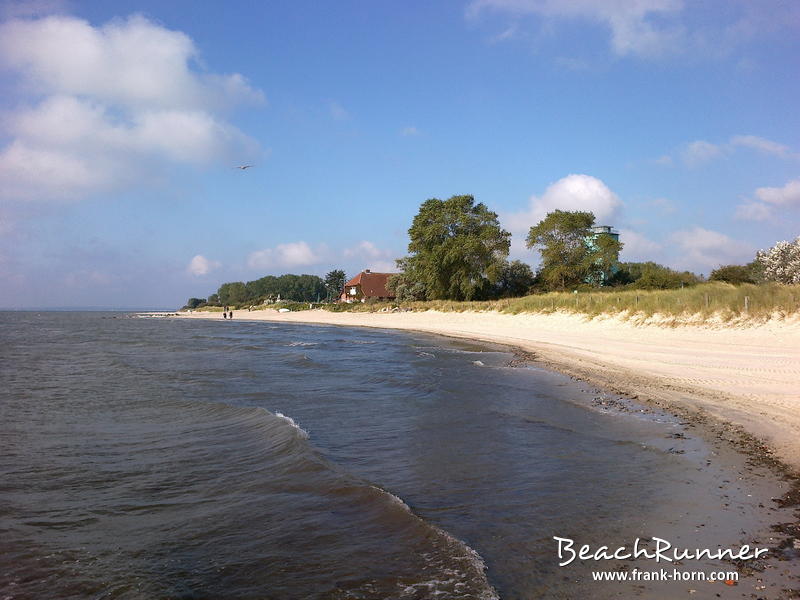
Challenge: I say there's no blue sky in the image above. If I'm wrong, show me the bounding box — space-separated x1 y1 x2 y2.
1 0 798 307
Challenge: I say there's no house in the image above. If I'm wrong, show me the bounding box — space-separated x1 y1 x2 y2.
340 270 396 303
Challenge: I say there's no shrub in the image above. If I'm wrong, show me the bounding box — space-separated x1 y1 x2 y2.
756 237 800 284
709 265 755 285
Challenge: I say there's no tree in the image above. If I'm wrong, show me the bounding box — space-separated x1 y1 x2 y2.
183 297 206 309
495 260 535 297
610 261 700 289
324 269 346 302
756 237 800 284
400 195 511 300
213 273 326 305
709 264 755 285
387 259 428 301
526 210 622 290
217 281 248 305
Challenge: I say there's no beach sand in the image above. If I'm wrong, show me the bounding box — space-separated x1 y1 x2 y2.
179 308 800 471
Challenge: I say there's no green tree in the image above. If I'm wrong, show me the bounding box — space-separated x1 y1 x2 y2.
387 259 428 301
526 210 622 290
745 259 765 284
217 281 248 305
495 260 535 297
611 262 700 289
399 195 510 300
324 269 346 301
709 264 755 285
183 297 206 309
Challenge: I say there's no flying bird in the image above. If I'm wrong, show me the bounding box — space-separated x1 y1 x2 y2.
235 165 253 170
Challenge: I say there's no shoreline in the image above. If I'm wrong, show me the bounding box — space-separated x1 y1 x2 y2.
176 307 800 472
170 307 800 595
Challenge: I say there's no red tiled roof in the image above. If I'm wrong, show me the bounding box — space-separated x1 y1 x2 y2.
343 271 395 298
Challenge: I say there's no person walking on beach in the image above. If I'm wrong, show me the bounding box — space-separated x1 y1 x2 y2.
223 311 227 319
228 311 233 319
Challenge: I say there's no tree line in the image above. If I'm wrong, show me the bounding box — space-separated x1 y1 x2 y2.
184 193 799 308
184 271 346 309
387 194 797 301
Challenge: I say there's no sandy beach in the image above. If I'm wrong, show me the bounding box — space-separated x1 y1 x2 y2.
180 308 800 471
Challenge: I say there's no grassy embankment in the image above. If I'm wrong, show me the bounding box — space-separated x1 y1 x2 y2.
196 283 800 324
343 282 799 324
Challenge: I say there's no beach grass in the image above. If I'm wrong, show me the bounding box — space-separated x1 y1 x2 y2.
191 282 800 324
334 282 800 324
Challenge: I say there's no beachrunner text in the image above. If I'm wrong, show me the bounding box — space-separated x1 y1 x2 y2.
553 536 768 567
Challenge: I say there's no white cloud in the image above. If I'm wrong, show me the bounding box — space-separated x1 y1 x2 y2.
681 140 722 166
491 24 518 42
729 135 793 158
343 240 397 272
662 134 797 168
754 178 800 206
505 174 622 234
734 202 773 222
0 14 263 201
401 126 421 137
187 254 220 276
467 1 800 60
618 229 662 262
344 240 385 259
247 241 322 270
467 0 684 58
734 178 800 222
1 0 69 20
0 15 263 110
670 227 753 269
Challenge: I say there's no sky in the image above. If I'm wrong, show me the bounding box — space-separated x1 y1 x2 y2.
0 0 798 308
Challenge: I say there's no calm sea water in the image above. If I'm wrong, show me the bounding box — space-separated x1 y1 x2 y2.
0 312 781 599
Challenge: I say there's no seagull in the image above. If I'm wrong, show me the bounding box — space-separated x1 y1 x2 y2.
235 165 253 170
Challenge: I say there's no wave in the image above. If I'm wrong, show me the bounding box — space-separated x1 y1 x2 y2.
242 407 499 599
273 411 310 439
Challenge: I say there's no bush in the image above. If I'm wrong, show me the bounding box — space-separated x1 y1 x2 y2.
611 262 700 289
709 264 755 285
756 237 800 284
183 297 206 309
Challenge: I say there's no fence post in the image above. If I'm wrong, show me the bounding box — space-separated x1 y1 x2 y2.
636 295 639 306
705 293 709 309
745 296 749 312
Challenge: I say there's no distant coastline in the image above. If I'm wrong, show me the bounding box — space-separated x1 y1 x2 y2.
0 307 177 312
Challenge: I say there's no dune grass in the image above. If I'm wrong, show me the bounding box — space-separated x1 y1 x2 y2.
340 282 800 324
191 283 800 324
500 282 799 321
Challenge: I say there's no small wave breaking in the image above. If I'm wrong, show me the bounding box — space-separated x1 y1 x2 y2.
274 411 310 439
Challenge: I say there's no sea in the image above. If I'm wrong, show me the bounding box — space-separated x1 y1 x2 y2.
0 312 792 599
